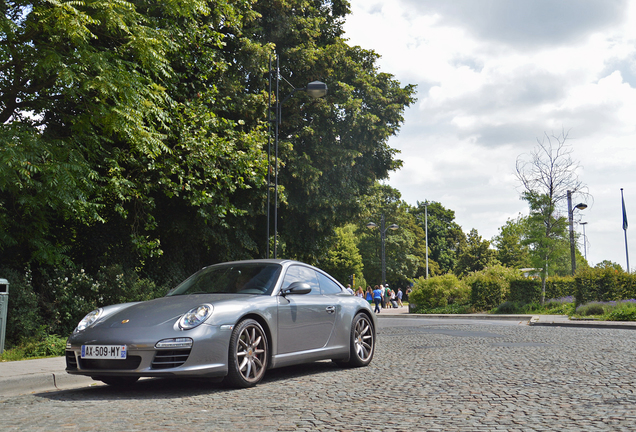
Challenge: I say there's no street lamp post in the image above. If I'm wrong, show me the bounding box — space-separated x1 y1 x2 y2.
415 204 429 279
366 215 398 285
580 221 588 262
567 190 588 275
424 203 429 279
267 54 328 258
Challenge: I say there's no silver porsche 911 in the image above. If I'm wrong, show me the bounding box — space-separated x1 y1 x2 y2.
65 259 376 388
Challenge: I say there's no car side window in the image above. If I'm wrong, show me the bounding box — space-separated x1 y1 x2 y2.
282 265 320 295
317 272 343 295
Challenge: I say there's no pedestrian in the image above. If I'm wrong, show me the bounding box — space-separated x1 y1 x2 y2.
380 284 386 309
346 284 354 295
397 288 404 307
384 284 391 308
390 288 397 308
405 287 412 302
373 285 383 313
356 286 364 298
365 286 373 304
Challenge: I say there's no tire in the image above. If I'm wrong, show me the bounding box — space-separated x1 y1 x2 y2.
97 376 139 387
337 313 375 367
224 319 269 388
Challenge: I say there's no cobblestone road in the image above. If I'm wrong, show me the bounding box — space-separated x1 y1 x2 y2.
2 318 636 431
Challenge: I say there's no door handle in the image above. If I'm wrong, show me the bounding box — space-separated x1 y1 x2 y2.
325 306 336 314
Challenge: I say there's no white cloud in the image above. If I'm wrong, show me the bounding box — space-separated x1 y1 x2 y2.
345 0 636 269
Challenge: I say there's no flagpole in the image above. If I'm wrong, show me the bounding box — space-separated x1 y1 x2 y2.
622 188 629 273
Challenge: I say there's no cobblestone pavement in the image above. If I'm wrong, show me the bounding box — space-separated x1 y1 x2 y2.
2 318 636 431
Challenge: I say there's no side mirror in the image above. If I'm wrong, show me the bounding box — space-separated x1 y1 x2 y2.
281 282 312 296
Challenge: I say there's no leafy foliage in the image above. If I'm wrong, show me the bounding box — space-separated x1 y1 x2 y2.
319 225 364 286
1 1 416 344
411 201 464 274
409 274 469 309
455 228 499 277
465 265 523 311
575 266 636 306
491 215 532 269
509 277 575 304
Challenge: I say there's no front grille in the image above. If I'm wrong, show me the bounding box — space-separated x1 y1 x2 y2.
66 350 77 370
151 349 191 369
78 356 142 370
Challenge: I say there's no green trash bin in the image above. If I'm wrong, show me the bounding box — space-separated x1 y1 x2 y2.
0 278 8 353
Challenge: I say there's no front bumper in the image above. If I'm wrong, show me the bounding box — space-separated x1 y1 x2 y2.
65 324 232 378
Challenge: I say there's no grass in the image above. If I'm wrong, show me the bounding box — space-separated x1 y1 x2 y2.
492 297 636 321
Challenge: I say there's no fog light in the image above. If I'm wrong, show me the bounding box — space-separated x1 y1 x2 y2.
155 337 193 349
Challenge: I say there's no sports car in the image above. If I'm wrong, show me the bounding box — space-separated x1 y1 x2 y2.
65 259 376 388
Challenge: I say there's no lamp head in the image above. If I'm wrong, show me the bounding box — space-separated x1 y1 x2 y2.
306 81 328 98
366 222 377 229
575 203 588 210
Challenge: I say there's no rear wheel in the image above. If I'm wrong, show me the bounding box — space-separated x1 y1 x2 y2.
337 313 375 367
224 319 268 388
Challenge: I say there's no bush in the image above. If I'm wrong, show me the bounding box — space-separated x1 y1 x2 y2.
409 274 469 310
494 301 523 314
465 265 522 311
0 333 67 361
575 302 606 316
3 264 169 346
0 266 44 349
606 301 636 321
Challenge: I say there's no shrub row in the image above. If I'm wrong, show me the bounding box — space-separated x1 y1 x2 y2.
574 268 636 305
410 266 636 312
509 277 575 304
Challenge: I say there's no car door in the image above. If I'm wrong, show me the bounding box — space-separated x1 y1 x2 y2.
277 265 337 354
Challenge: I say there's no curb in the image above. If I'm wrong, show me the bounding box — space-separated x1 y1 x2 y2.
377 313 532 321
0 372 95 398
377 312 636 330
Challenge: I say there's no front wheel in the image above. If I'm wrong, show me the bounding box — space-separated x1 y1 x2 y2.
224 319 269 388
337 313 375 367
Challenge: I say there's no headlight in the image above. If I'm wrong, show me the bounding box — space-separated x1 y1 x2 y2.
179 304 213 330
74 308 103 333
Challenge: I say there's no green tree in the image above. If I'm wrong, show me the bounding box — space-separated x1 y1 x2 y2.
2 0 415 303
412 201 464 274
516 130 589 302
251 1 416 262
356 184 420 287
492 215 532 269
319 224 364 286
455 228 499 276
595 260 624 272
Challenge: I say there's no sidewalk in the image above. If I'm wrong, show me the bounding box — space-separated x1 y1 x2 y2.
0 356 95 398
378 307 636 329
2 310 635 398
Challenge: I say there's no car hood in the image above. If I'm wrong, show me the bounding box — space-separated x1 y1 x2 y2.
93 294 259 329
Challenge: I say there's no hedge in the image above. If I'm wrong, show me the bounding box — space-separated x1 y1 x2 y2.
575 268 636 306
509 277 576 304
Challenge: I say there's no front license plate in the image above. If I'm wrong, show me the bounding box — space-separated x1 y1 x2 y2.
81 345 127 359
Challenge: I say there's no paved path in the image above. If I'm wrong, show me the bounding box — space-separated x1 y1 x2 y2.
1 313 636 430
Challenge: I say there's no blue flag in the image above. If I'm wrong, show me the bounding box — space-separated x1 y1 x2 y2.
622 189 628 231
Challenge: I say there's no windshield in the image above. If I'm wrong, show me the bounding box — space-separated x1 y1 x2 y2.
166 263 282 296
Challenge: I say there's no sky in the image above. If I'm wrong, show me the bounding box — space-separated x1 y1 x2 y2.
343 0 636 270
